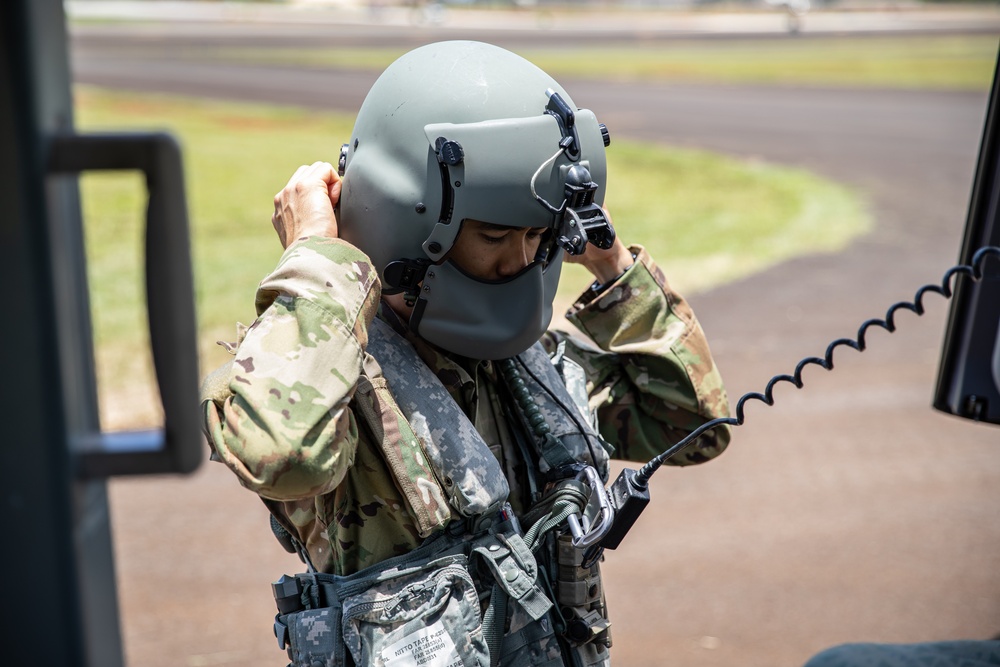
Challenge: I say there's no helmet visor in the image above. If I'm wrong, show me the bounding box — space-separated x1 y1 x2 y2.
421 109 607 262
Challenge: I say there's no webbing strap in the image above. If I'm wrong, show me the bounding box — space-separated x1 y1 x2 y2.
522 481 589 551
482 584 509 667
537 432 577 472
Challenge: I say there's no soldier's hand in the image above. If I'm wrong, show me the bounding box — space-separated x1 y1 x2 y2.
272 162 342 249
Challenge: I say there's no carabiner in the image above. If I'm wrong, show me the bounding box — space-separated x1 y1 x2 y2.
564 465 615 549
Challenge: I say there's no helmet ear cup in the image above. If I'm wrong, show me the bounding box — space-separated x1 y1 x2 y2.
340 140 435 275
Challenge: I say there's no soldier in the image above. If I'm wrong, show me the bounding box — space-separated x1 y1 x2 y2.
201 41 730 667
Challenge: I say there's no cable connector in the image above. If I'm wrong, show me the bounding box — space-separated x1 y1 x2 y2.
599 468 650 550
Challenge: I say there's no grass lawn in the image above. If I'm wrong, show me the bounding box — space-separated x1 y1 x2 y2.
75 86 868 429
522 35 998 90
189 35 999 91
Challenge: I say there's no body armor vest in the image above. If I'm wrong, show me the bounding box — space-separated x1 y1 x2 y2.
272 317 614 667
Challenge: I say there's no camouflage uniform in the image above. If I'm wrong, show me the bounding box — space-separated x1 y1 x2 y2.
200 235 730 662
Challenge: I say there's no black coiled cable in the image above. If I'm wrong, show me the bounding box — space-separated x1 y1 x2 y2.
633 244 1000 489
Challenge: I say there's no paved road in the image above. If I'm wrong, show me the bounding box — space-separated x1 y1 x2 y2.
71 19 1000 667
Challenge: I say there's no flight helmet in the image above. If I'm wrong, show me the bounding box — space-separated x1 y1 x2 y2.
338 41 613 359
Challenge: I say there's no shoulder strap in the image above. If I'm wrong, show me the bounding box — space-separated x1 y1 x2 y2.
352 370 453 537
365 317 511 519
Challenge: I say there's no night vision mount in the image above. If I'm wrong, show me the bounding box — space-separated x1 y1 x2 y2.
543 89 615 257
556 163 615 256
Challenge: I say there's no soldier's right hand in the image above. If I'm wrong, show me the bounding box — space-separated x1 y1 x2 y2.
271 161 342 249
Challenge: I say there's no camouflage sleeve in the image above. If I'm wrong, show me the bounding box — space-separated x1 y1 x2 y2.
200 236 381 501
545 245 731 465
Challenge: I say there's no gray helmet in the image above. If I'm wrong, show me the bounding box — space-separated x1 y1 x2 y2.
338 40 612 359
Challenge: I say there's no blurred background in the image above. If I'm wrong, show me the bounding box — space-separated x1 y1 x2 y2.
66 1 999 665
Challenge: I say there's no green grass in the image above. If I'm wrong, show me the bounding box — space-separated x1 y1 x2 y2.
74 86 868 427
191 35 999 91
560 141 867 299
524 36 998 90
77 88 356 425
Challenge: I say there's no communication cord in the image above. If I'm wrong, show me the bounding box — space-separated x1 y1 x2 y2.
599 245 1000 550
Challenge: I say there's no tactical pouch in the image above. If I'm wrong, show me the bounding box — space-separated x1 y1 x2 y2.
282 606 348 666
341 557 488 667
274 526 554 667
276 552 487 667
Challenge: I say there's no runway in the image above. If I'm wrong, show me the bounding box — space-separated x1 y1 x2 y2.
70 14 1000 667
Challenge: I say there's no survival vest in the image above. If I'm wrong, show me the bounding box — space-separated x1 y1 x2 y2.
270 317 614 667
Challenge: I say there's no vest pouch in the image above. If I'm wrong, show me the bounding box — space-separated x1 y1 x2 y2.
284 607 349 666
341 558 489 667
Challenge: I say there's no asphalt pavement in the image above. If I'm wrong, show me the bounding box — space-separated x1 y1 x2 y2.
69 9 1000 667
